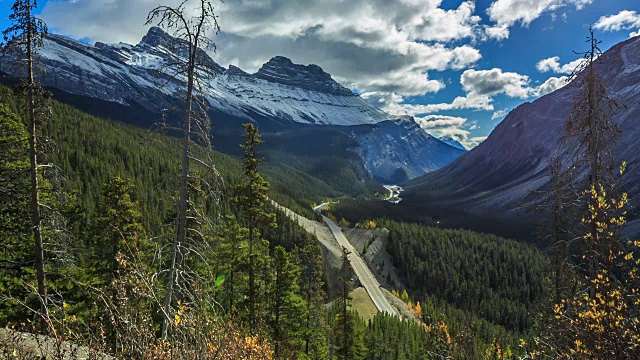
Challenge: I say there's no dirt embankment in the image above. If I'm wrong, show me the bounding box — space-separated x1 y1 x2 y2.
342 228 405 291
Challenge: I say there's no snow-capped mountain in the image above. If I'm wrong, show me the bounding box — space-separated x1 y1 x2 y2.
406 35 640 228
1 27 387 126
0 27 465 181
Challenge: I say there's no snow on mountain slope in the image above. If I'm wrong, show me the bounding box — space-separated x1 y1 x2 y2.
406 35 640 218
0 27 465 181
0 27 388 126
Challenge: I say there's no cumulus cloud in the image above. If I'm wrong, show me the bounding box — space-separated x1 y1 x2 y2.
361 92 494 117
535 76 569 96
594 10 640 38
414 115 484 148
416 115 467 130
461 68 533 98
485 0 594 39
40 0 484 97
363 66 540 123
536 56 582 74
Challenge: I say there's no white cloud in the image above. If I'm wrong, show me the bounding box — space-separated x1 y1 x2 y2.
461 68 533 98
485 0 594 39
362 92 494 117
484 24 510 40
491 108 509 120
416 115 467 130
466 120 479 130
594 10 640 38
40 0 484 97
414 115 484 148
535 76 569 96
536 56 582 74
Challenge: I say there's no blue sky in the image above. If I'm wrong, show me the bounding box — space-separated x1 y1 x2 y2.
1 0 639 147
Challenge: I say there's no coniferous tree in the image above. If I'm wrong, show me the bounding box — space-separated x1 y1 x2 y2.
2 0 51 332
335 247 366 360
91 176 149 355
535 156 578 304
91 177 147 290
233 123 276 332
270 246 306 359
538 28 640 359
216 215 249 313
299 236 329 359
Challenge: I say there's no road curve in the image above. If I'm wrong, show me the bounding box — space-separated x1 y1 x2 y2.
315 204 397 316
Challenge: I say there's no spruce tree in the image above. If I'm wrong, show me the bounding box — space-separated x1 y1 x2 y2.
299 236 329 358
270 246 306 359
2 0 51 332
335 247 366 360
92 176 148 354
92 176 147 290
233 123 276 332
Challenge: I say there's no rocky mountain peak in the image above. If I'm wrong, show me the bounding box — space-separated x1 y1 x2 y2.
254 56 355 96
227 64 250 76
139 26 176 48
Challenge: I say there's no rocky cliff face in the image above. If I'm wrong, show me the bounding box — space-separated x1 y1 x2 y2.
349 119 466 183
254 56 355 97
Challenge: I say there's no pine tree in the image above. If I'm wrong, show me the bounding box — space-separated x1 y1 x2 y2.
2 0 51 332
233 123 276 332
92 176 149 354
92 177 147 290
335 247 366 360
299 236 329 359
270 246 307 359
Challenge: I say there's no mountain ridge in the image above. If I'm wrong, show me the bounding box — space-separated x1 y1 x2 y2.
0 26 466 182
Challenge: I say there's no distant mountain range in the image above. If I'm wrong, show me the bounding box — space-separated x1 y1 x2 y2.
405 35 640 233
0 26 465 183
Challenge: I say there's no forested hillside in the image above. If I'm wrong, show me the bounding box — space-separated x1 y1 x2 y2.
0 85 500 359
382 220 546 332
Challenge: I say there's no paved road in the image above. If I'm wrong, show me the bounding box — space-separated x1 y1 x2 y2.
314 204 397 316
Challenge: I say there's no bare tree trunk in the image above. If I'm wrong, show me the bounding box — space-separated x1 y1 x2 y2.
587 53 599 300
162 46 195 340
25 4 48 334
249 212 255 333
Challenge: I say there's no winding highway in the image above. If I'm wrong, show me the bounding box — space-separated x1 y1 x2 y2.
314 203 397 316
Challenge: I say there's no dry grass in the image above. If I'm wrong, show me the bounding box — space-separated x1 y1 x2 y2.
350 287 378 323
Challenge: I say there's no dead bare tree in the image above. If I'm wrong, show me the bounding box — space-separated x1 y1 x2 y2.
563 27 621 299
2 0 51 333
145 0 222 340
